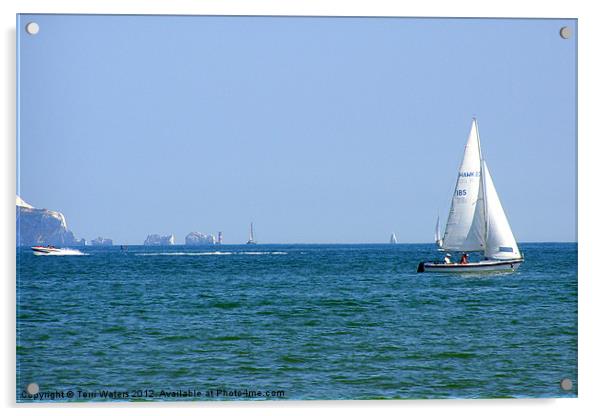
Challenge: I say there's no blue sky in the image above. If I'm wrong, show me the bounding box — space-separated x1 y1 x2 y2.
17 15 576 244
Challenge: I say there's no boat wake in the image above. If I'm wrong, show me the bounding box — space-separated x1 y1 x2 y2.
135 251 288 256
242 251 287 255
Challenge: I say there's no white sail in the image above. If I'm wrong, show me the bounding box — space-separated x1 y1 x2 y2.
249 222 255 242
390 233 397 244
434 216 443 248
482 162 521 260
465 161 487 251
441 119 484 251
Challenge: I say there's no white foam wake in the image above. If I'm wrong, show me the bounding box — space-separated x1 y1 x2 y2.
135 251 288 257
136 251 233 256
241 252 288 255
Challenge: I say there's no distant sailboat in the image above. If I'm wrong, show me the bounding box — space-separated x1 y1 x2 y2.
418 118 523 273
246 222 257 245
434 215 443 250
390 233 398 244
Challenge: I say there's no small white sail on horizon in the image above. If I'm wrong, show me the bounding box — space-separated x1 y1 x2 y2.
246 222 257 244
439 119 521 260
434 215 443 249
390 233 398 244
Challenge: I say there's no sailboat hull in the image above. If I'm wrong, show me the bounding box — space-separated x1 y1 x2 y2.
417 258 523 273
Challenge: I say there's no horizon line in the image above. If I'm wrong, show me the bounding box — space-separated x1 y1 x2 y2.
18 241 578 247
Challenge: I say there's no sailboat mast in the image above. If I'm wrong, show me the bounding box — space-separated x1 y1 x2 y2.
474 118 488 247
250 222 254 241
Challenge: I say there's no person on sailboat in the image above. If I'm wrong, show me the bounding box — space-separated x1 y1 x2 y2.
460 253 469 264
444 253 452 264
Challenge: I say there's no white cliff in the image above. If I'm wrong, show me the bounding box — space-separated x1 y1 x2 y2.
16 196 84 246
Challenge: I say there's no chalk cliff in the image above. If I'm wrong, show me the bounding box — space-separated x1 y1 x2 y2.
16 196 84 246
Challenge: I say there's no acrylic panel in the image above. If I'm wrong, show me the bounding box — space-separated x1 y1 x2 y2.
16 14 577 402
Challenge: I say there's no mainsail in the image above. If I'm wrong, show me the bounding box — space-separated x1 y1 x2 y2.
390 233 397 244
441 119 521 260
441 119 485 251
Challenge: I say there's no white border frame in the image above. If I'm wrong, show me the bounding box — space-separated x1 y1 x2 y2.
2 1 599 415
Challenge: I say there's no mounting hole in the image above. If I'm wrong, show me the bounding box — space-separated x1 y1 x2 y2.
560 378 573 391
26 382 39 395
559 26 571 39
25 22 40 35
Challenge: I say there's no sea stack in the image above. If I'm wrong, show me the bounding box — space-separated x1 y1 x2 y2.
185 232 217 245
90 237 113 246
144 234 176 246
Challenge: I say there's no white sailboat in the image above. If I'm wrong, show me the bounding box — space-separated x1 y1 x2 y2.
246 222 257 245
390 233 398 244
434 215 443 250
417 118 523 273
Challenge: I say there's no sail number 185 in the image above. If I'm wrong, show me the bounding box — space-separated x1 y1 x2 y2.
455 189 467 197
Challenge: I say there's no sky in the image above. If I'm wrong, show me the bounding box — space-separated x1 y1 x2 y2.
17 15 577 244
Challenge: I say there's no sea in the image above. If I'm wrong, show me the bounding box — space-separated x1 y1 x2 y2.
16 243 577 401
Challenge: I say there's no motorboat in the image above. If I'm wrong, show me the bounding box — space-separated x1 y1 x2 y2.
31 245 71 255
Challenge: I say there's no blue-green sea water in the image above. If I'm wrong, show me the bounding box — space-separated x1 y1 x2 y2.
16 243 577 401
